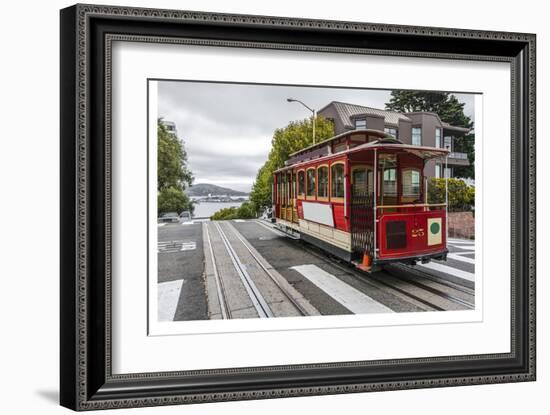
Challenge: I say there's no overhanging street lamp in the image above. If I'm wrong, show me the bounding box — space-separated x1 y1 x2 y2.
286 98 317 144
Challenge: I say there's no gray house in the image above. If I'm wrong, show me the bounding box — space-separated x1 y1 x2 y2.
317 101 471 178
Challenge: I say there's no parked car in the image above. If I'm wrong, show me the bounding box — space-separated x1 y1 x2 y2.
179 211 192 221
158 212 180 223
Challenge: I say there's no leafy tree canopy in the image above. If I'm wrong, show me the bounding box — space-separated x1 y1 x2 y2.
249 116 334 211
157 119 194 215
427 178 475 212
385 91 475 179
158 186 194 215
157 119 194 192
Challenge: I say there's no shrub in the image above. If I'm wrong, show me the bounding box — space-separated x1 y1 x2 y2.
427 178 474 212
211 201 257 220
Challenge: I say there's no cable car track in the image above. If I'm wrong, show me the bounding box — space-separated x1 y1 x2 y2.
385 264 475 308
214 221 273 318
293 239 474 311
222 222 310 317
209 222 309 319
204 223 231 319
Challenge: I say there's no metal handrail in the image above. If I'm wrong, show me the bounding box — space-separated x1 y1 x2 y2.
376 203 447 209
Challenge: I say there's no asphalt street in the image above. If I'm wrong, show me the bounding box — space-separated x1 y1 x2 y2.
156 219 476 321
157 221 207 321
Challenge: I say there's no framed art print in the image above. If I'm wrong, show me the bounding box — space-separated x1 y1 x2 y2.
60 4 536 410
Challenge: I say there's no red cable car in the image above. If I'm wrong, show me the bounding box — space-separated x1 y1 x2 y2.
272 129 450 272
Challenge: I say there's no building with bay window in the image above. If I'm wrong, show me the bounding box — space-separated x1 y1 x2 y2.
317 101 471 179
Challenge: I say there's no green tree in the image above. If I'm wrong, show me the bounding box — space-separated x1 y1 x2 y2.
158 186 194 215
427 178 475 212
157 119 194 215
385 91 475 178
249 116 334 211
157 119 193 191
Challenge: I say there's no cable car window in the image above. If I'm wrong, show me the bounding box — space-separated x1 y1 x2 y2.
282 174 286 205
402 169 421 196
318 166 329 198
306 168 316 197
331 163 345 198
383 168 397 196
352 167 373 195
297 170 305 196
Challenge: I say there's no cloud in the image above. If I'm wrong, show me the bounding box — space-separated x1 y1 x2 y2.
157 81 476 192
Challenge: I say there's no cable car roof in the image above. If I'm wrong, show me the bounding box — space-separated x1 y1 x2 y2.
288 129 392 158
275 135 450 173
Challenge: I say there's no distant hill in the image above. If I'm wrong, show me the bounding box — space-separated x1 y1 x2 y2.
186 183 249 197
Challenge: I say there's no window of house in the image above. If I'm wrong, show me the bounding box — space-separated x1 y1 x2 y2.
354 119 367 129
306 168 316 197
412 127 422 146
297 170 305 196
435 164 441 179
435 128 442 148
383 168 397 196
444 136 453 151
317 166 329 198
402 169 421 197
384 127 398 138
331 163 345 198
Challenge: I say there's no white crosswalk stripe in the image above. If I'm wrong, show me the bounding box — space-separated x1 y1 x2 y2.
448 253 475 264
291 264 393 314
158 279 183 321
158 240 196 253
418 262 475 282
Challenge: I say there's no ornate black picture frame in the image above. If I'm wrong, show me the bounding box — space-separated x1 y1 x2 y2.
60 4 536 411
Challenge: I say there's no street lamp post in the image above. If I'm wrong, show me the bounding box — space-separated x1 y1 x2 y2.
286 98 316 144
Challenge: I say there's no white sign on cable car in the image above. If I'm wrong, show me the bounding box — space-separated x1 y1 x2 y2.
301 202 335 227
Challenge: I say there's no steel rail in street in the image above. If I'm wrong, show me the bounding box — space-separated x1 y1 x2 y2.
213 221 274 318
204 223 231 319
388 263 475 296
383 265 475 309
224 222 309 317
251 220 474 312
296 239 470 312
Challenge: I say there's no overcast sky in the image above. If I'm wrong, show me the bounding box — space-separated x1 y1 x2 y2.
158 81 475 193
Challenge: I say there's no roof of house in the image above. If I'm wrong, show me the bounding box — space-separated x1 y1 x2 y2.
318 101 412 128
318 102 471 133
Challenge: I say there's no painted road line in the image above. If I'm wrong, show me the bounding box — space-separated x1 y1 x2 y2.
180 242 196 251
158 279 183 321
255 220 293 238
449 245 475 252
181 221 195 226
448 239 475 245
158 223 166 227
158 240 196 253
290 264 394 314
448 253 475 264
233 219 246 223
255 220 286 236
418 261 475 282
